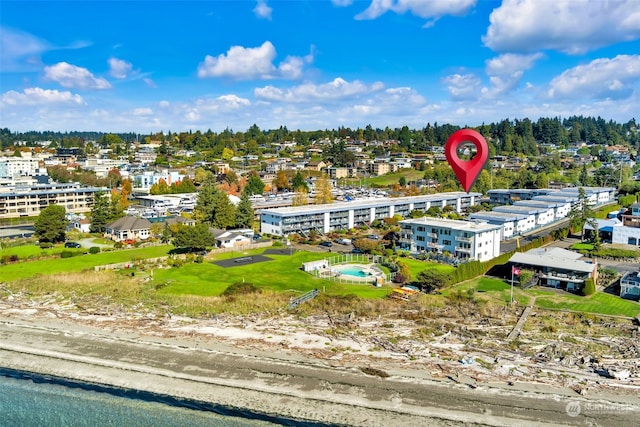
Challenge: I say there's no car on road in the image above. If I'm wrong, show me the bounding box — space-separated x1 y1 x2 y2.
352 248 364 254
334 238 352 245
252 234 262 240
367 234 380 240
319 241 333 248
64 241 81 248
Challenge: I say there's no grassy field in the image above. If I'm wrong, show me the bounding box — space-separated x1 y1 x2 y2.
154 249 390 298
1 244 65 259
534 291 640 317
0 245 173 281
364 169 425 187
446 277 640 317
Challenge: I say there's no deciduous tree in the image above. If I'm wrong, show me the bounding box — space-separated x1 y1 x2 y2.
34 204 67 243
313 175 333 204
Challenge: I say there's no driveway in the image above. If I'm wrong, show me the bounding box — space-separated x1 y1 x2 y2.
76 238 113 249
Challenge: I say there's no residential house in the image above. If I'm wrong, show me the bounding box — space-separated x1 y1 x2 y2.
619 271 640 301
509 247 598 293
104 216 152 242
212 229 252 248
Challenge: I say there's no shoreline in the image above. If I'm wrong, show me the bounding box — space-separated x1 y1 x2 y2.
1 313 639 427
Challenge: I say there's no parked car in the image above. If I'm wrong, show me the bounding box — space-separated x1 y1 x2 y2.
335 238 352 245
352 248 364 254
319 241 333 248
64 241 81 248
252 234 262 240
367 234 380 240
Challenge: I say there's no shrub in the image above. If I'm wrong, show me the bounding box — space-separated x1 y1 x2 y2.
222 282 259 296
582 278 596 296
39 242 53 249
272 240 283 247
392 273 407 284
114 241 123 249
60 251 74 258
89 246 100 254
195 255 204 263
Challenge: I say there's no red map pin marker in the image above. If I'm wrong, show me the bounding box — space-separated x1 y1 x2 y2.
444 129 489 193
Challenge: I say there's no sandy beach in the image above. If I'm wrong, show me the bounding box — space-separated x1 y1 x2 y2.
1 296 639 427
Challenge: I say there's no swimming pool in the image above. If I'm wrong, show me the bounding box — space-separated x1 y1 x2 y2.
335 266 369 277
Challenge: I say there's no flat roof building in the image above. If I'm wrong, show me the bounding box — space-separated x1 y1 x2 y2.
399 217 501 261
259 192 480 236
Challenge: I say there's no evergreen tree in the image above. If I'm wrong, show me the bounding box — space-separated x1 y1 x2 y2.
292 171 308 191
195 181 218 224
90 192 111 232
34 204 67 243
235 192 254 229
172 223 215 251
212 190 236 228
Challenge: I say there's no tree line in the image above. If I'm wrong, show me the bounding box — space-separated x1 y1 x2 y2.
3 116 637 158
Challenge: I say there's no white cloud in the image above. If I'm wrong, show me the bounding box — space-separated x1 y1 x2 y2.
198 41 312 80
132 108 153 116
482 53 543 97
483 0 640 54
547 55 640 100
143 78 158 88
198 42 275 79
331 0 353 6
44 62 111 90
253 0 272 20
442 73 482 100
0 26 49 71
255 78 385 102
108 57 132 79
355 0 476 26
1 87 85 106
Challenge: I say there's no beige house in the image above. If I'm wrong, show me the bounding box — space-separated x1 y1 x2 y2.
105 217 152 242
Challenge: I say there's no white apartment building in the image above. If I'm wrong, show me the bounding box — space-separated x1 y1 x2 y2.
132 170 185 190
260 192 480 236
0 156 42 178
399 217 502 261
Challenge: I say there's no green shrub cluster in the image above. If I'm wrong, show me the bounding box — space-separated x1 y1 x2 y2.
618 194 636 207
89 246 100 254
582 278 596 296
60 251 74 258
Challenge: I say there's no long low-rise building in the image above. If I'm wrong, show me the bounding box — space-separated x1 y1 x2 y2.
399 217 502 262
489 186 615 206
0 183 104 218
259 192 481 236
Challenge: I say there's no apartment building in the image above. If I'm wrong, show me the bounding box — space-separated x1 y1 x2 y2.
399 217 501 261
260 192 480 236
0 183 103 218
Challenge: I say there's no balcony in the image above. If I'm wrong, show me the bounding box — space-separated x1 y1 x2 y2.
455 235 471 243
455 246 472 253
426 232 437 238
427 242 443 249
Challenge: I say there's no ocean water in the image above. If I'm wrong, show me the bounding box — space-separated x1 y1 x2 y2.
0 369 295 427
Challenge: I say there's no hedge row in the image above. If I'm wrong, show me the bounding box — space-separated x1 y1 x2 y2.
450 232 557 284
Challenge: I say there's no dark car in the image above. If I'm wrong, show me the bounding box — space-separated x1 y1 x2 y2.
64 241 81 248
352 248 364 254
252 234 262 240
319 241 333 248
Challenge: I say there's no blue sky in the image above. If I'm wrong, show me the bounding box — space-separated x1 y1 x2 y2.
1 0 639 133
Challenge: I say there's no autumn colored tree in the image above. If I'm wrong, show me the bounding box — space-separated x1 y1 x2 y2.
313 175 333 204
292 187 309 206
274 170 290 191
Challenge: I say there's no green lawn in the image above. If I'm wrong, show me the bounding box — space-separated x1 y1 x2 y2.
535 291 640 317
0 245 173 281
364 169 425 186
399 257 455 277
1 244 65 259
154 249 390 298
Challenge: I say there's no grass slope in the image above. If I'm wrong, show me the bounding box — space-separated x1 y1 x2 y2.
0 245 172 281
